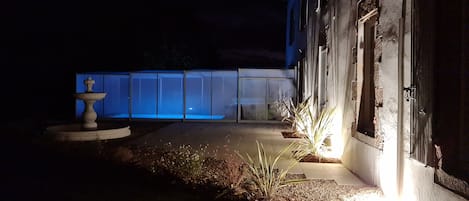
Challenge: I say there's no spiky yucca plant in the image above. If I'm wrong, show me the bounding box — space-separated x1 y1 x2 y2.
299 107 337 156
236 141 303 200
281 97 315 134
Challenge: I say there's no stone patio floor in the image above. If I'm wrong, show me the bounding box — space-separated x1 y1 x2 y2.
126 122 366 186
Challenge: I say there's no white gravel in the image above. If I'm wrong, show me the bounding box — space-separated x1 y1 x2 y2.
274 179 384 201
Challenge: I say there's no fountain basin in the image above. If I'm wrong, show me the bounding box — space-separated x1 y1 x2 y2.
46 123 131 141
74 92 106 101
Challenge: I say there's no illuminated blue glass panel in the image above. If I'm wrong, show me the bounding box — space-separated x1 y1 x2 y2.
103 74 129 118
240 78 267 120
211 71 238 120
76 68 296 121
75 74 104 118
158 73 183 119
130 73 158 119
185 72 212 120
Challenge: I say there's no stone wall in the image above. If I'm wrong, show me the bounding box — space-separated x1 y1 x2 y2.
327 0 467 200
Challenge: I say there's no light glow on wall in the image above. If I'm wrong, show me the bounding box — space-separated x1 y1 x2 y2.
400 163 417 201
326 108 345 159
379 137 399 201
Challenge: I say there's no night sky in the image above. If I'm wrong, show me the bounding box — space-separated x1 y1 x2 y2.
1 0 286 122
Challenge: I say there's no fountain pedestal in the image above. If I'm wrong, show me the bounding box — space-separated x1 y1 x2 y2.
74 77 106 130
82 100 98 129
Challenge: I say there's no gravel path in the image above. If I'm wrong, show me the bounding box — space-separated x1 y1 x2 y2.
275 179 383 201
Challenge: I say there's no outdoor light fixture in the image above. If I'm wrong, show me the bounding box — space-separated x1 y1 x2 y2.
317 107 344 160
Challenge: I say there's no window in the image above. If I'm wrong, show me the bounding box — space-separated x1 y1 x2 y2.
356 10 377 138
299 57 310 102
299 0 307 31
318 46 327 110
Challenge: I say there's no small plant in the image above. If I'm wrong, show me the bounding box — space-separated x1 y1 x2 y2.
281 96 338 158
298 107 337 156
281 97 315 135
236 141 304 200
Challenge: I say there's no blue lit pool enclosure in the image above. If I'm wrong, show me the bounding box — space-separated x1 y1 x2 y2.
76 69 296 122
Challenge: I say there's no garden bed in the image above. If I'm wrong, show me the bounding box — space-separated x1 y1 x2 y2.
281 130 306 139
112 144 380 201
299 153 342 163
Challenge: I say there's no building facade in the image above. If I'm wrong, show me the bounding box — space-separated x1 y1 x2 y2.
287 0 468 200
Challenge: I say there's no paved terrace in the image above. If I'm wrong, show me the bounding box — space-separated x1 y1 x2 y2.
126 122 366 186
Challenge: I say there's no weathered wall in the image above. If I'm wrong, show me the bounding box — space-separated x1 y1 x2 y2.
375 0 402 197
319 0 382 190
342 136 381 185
327 0 386 189
314 0 467 199
400 0 467 200
398 0 460 200
402 159 467 201
324 0 357 175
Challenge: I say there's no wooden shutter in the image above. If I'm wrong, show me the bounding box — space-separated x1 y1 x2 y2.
410 0 435 165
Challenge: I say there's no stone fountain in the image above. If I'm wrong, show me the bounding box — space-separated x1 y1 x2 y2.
46 77 131 141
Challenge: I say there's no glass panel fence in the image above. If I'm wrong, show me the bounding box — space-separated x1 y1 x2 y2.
239 68 295 78
130 73 158 119
212 71 238 120
240 78 267 120
103 74 129 118
77 68 295 121
185 71 212 120
158 73 184 119
267 78 296 120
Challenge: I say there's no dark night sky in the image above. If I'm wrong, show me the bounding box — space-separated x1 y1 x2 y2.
1 0 287 121
3 0 286 70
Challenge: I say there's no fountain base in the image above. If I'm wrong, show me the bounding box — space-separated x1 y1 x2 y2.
46 123 131 141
